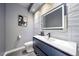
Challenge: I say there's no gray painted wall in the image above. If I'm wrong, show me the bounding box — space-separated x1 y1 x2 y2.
34 3 79 53
5 4 34 51
0 4 5 55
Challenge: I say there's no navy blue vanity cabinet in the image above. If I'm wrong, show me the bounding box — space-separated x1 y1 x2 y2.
34 38 53 55
33 37 46 56
33 37 71 56
33 45 46 56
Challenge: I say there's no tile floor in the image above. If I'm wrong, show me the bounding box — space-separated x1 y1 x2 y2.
23 51 36 56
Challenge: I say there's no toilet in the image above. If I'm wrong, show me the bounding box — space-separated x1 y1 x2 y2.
24 41 34 53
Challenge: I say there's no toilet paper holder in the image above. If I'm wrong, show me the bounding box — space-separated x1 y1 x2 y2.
17 35 21 40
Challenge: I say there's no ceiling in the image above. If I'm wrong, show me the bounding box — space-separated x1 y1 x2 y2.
30 3 44 13
18 3 30 8
18 3 44 13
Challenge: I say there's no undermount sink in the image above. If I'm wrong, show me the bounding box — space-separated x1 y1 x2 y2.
42 36 55 42
42 36 49 39
49 37 56 41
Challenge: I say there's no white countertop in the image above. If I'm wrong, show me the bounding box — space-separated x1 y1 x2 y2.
34 35 77 56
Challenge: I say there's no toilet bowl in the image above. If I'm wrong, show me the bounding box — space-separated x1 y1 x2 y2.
24 41 34 53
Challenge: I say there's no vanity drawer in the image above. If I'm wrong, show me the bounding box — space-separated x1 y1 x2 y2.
33 38 53 55
34 46 46 56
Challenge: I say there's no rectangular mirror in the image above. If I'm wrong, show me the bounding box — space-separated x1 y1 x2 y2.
42 4 67 30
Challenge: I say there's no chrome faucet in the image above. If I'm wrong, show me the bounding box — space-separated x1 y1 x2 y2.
47 33 51 39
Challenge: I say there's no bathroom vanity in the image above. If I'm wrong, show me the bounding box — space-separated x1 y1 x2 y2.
33 35 77 56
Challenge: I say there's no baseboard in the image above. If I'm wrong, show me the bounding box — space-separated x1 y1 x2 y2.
0 52 4 56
